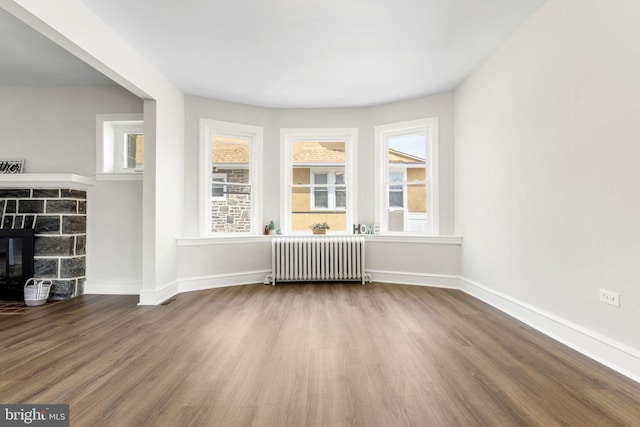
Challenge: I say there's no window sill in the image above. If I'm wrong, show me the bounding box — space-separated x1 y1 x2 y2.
177 234 462 246
365 235 462 245
177 235 274 246
95 173 143 181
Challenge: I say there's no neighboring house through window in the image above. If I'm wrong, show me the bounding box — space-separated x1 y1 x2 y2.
375 118 439 234
200 119 263 235
281 129 357 234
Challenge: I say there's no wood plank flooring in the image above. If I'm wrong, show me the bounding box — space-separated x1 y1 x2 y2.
0 283 639 426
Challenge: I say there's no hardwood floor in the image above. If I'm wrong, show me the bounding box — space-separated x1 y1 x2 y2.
0 283 639 426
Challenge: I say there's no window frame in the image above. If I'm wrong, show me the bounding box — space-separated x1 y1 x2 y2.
95 113 144 180
374 118 439 235
281 128 358 235
199 118 263 237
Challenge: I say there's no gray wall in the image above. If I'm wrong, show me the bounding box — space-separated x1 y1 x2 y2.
455 0 640 350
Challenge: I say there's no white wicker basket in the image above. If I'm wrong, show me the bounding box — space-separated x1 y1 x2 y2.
24 279 52 307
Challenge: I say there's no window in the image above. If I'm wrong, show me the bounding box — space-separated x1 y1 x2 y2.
211 173 227 200
375 118 438 234
388 171 405 208
200 119 263 235
281 129 357 234
311 170 346 210
96 114 144 179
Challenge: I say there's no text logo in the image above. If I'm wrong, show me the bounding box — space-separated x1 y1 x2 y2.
1 405 69 426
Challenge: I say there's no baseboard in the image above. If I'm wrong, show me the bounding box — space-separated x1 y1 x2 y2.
458 276 640 384
138 280 179 306
178 270 270 293
84 280 141 295
367 269 461 289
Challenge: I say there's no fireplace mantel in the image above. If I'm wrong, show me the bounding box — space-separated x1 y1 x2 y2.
0 174 94 190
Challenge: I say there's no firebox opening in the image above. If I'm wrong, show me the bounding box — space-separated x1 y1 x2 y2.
0 229 34 302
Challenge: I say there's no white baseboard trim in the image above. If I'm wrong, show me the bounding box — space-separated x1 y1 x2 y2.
367 269 461 289
178 270 270 294
458 276 640 384
84 280 141 295
138 280 179 306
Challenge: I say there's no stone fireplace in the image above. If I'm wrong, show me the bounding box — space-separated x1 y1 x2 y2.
0 174 92 301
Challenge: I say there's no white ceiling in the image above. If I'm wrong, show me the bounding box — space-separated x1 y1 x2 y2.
0 8 115 87
2 1 545 108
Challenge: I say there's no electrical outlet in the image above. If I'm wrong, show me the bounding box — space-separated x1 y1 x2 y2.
599 289 620 307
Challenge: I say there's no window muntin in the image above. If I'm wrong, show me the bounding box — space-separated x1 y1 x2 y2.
200 119 263 236
375 118 438 235
282 130 357 234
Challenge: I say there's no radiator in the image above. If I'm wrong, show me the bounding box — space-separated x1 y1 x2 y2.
268 236 370 285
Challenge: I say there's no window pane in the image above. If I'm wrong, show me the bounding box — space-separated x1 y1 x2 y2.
387 134 426 164
288 136 350 233
211 175 226 198
313 173 328 208
212 136 250 183
336 187 346 208
211 184 251 233
292 141 345 165
386 133 427 233
212 184 224 198
389 189 403 208
125 133 144 169
314 188 328 208
314 173 328 185
211 135 252 233
406 182 427 214
387 183 427 232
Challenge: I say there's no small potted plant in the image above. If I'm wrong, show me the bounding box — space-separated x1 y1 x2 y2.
310 222 330 235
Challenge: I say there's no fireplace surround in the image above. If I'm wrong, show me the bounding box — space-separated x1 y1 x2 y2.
0 174 92 301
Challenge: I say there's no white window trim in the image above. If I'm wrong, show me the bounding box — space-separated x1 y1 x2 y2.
199 118 263 237
281 128 358 235
374 118 439 235
95 113 144 181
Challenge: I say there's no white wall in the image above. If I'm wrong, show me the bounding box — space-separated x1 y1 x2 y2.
179 93 459 287
0 86 144 291
455 0 640 368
